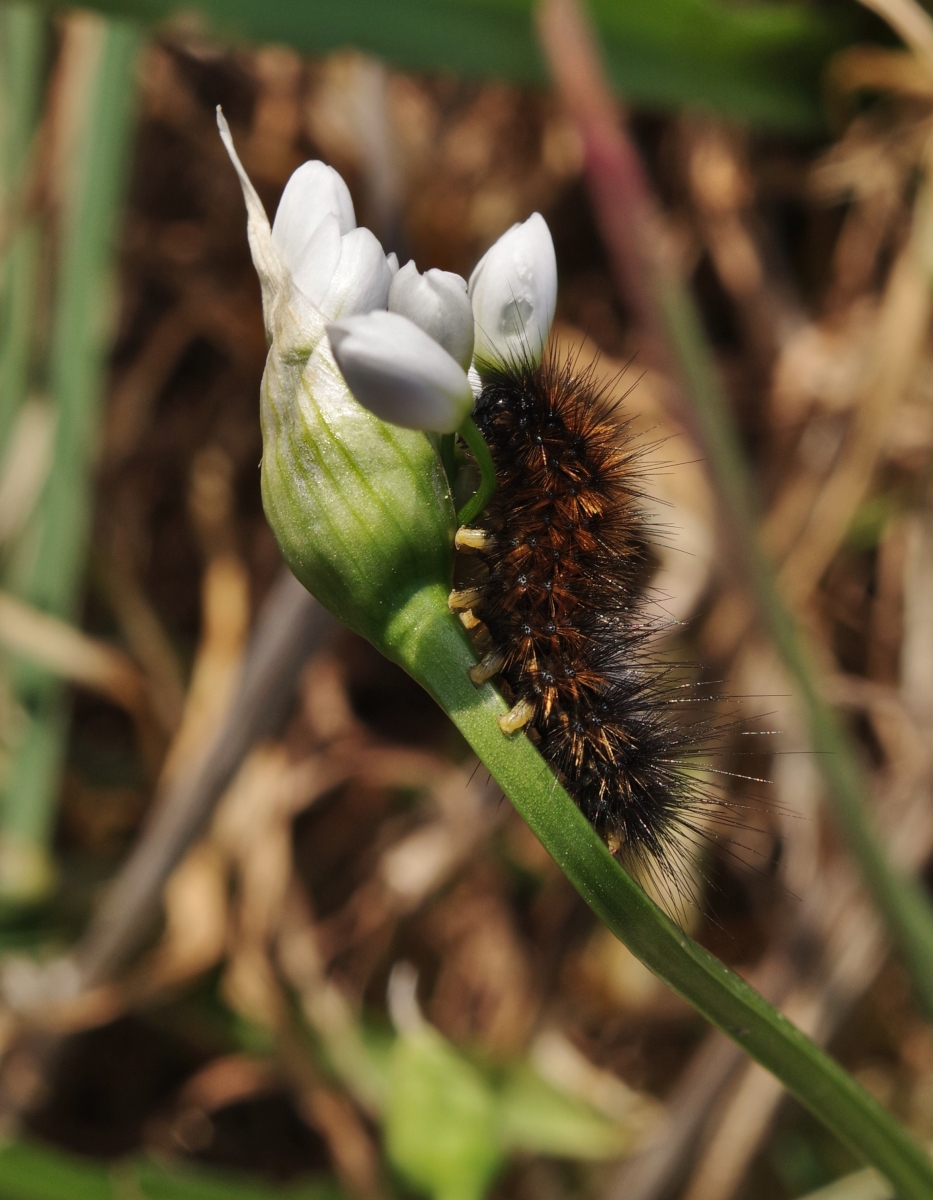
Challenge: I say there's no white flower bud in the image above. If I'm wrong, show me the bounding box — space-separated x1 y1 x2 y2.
287 213 342 310
328 311 474 434
318 226 394 320
271 160 356 275
266 155 392 320
468 212 557 370
389 262 475 369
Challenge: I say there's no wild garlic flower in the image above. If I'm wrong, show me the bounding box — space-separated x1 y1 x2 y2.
329 216 558 431
218 110 454 650
272 160 397 320
219 106 558 649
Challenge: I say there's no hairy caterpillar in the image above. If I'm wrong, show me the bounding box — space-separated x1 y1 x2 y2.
451 349 739 904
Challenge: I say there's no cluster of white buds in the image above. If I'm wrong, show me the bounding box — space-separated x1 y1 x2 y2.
327 213 557 433
218 108 557 656
328 213 556 434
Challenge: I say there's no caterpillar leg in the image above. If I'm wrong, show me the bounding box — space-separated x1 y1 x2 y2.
455 527 494 551
468 650 505 685
498 698 535 736
449 587 484 611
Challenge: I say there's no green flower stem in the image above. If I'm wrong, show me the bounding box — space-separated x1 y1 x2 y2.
455 416 497 527
438 432 457 487
658 278 933 1020
380 584 933 1200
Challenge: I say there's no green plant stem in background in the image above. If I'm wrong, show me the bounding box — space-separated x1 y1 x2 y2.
379 583 933 1200
0 1138 344 1200
0 16 141 906
537 0 933 1028
659 275 933 1021
797 1162 895 1200
0 2 45 456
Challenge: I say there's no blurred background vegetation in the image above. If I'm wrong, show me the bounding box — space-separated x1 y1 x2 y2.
2 0 933 1197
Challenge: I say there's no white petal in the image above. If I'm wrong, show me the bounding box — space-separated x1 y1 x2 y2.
271 161 355 276
468 212 557 370
288 213 342 307
319 227 394 320
327 311 473 433
386 251 400 275
389 262 474 370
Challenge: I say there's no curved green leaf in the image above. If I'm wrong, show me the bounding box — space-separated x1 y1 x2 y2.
21 0 873 130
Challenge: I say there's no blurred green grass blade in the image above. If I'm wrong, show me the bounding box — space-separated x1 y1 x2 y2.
386 1027 503 1200
0 15 141 905
0 3 45 456
590 0 848 130
18 0 866 131
795 1162 901 1199
28 17 140 623
498 1064 633 1159
0 1140 346 1200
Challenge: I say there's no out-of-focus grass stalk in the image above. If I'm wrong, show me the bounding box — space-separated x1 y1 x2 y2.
0 3 45 456
0 14 141 907
538 0 933 1025
795 1157 906 1200
0 1137 342 1199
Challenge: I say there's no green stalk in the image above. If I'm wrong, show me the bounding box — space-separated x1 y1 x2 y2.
0 17 141 905
797 1162 892 1200
0 3 45 456
659 278 933 1017
536 0 933 1025
456 416 496 526
380 583 933 1200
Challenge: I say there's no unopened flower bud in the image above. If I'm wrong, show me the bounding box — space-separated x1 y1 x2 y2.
328 311 473 434
271 160 355 267
468 213 557 371
267 155 393 320
218 109 456 652
316 225 394 320
389 262 474 369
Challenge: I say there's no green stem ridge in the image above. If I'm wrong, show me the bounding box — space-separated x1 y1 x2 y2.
380 585 933 1200
455 416 497 527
